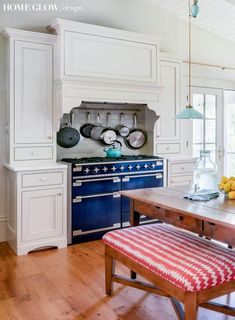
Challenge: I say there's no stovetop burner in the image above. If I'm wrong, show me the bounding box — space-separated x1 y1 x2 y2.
62 155 162 164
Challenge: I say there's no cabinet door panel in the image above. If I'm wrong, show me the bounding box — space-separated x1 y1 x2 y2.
72 193 121 234
22 188 63 241
14 41 53 144
65 31 157 84
157 61 180 141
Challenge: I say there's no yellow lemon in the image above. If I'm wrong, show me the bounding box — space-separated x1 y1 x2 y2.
229 181 234 186
223 183 231 193
228 191 235 200
231 183 235 191
221 176 228 183
229 176 235 181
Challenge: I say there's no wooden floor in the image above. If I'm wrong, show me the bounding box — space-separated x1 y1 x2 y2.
0 241 235 320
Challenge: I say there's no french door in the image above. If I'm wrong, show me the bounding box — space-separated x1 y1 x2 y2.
224 90 235 176
192 87 224 177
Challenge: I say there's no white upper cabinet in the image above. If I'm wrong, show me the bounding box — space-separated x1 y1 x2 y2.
14 41 53 144
157 58 181 142
64 31 157 84
48 19 160 86
2 29 56 165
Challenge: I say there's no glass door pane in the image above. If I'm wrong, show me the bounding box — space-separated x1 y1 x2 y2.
192 87 223 177
224 90 235 176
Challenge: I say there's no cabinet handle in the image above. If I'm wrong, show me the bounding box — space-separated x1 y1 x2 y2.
177 216 184 222
73 192 120 203
207 222 216 226
73 177 120 186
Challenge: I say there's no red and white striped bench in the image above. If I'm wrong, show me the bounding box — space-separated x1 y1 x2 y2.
103 223 235 320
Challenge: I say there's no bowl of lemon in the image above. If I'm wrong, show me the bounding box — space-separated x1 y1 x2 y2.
218 176 235 199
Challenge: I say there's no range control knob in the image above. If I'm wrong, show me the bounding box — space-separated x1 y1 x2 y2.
93 167 99 173
111 166 117 172
144 164 149 169
151 163 156 168
84 168 90 174
120 165 125 171
128 165 133 170
136 164 141 170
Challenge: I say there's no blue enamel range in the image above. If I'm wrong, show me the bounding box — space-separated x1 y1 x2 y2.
63 155 165 244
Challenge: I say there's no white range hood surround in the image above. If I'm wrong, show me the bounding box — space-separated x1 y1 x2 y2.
48 19 162 124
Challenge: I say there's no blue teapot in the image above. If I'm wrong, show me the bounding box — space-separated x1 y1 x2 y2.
104 140 122 158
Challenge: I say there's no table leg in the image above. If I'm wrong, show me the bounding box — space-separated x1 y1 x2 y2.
130 200 140 279
130 200 140 227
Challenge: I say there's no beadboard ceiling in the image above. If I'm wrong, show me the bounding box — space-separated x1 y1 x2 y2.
146 0 235 43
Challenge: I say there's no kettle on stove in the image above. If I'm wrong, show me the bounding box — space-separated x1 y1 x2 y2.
104 140 122 158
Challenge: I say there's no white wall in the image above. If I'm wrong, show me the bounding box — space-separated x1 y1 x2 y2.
0 35 7 241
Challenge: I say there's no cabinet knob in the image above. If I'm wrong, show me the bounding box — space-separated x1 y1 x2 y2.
40 177 46 182
181 167 185 170
57 193 62 196
177 216 184 222
31 151 37 156
48 136 52 140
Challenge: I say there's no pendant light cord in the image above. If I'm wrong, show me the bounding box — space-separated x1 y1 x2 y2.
188 0 192 107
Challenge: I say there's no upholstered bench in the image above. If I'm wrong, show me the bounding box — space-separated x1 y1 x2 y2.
103 223 235 320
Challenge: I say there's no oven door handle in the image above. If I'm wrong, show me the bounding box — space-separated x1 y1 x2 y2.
73 177 120 186
73 192 121 203
122 173 163 182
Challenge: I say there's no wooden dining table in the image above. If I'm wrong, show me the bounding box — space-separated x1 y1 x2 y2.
121 185 235 247
120 185 235 317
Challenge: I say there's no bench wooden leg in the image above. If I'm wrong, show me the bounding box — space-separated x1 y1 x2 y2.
184 292 198 320
105 248 115 295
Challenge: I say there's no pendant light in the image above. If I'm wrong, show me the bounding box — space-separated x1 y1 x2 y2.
176 0 204 119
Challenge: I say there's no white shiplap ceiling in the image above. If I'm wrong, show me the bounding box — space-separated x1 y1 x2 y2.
146 0 235 43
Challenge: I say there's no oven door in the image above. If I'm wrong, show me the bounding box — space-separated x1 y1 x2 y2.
72 176 121 196
72 192 121 241
121 172 163 226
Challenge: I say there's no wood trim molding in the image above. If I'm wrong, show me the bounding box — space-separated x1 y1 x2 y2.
1 28 56 42
48 18 162 44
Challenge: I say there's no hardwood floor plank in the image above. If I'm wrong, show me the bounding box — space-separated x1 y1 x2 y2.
0 241 235 319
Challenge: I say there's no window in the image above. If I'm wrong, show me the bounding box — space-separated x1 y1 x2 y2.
192 93 217 163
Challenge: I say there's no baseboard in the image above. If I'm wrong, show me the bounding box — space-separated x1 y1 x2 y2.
0 217 6 242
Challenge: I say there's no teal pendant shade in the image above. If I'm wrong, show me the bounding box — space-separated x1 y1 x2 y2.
191 1 199 18
176 106 204 119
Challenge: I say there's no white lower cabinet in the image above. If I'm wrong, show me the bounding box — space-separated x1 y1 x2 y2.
167 158 197 187
22 188 63 242
6 166 67 255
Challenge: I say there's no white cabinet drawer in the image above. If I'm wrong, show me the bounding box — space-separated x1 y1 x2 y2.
21 172 63 187
156 143 180 154
14 147 53 161
169 175 193 187
170 162 194 174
